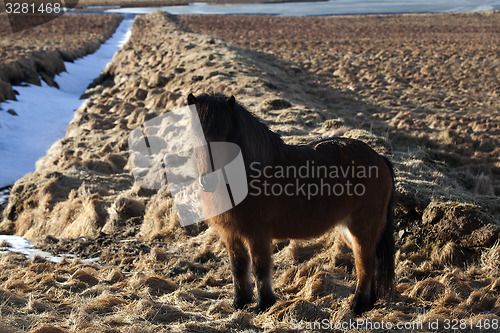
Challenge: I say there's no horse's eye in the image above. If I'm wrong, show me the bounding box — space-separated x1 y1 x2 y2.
199 172 219 192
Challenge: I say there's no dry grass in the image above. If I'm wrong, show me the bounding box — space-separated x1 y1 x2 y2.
475 173 495 196
482 241 500 277
0 10 498 332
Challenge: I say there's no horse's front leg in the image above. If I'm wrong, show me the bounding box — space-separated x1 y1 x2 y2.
248 236 276 313
226 236 253 309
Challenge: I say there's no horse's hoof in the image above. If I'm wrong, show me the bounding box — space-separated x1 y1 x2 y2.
233 294 252 310
254 293 276 313
351 292 374 316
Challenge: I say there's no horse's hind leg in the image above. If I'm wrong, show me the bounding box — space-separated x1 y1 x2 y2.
350 233 377 315
247 236 276 313
226 235 253 309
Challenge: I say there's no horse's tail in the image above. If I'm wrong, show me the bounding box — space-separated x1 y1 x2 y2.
375 156 395 298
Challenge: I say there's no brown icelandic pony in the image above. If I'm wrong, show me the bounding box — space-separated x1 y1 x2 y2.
187 92 395 315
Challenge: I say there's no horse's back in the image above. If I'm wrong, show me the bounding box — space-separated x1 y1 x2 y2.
306 137 389 170
308 136 376 152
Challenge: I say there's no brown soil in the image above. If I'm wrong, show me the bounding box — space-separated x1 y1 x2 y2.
0 13 122 102
0 11 499 332
178 13 500 178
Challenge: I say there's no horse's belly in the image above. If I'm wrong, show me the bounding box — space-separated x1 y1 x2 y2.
269 203 347 239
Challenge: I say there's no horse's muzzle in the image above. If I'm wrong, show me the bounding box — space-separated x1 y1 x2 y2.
199 172 219 192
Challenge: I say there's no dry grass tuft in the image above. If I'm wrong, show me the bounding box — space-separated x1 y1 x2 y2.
0 289 28 307
431 241 464 267
481 241 500 277
106 269 125 284
461 291 497 313
331 236 354 270
0 323 15 333
83 294 128 314
438 289 463 307
438 270 472 299
281 240 300 263
469 314 500 333
142 275 178 296
29 262 53 274
413 261 433 278
416 309 449 330
486 278 500 293
150 246 169 262
406 278 445 301
114 196 146 218
132 299 191 323
229 311 254 330
30 325 67 333
5 279 29 291
141 195 179 241
36 275 57 289
299 270 351 301
271 299 329 322
193 245 218 264
495 297 500 316
475 173 495 196
26 297 52 313
70 268 99 286
208 299 234 316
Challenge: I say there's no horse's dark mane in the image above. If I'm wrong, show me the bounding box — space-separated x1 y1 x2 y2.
196 93 284 167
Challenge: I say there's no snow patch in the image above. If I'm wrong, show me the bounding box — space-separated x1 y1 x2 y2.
0 19 133 189
0 235 100 264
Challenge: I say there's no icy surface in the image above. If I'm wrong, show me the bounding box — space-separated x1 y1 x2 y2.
0 235 100 264
106 0 500 16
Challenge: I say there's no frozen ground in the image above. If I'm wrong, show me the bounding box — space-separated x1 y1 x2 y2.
0 19 133 190
0 187 9 205
106 0 500 16
0 235 100 264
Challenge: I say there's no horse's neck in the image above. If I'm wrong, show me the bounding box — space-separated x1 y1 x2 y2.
237 108 284 166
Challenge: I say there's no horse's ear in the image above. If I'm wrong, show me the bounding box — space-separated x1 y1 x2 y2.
226 95 236 110
187 93 198 106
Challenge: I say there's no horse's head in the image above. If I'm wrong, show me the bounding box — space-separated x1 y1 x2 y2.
187 93 237 143
187 93 239 193
187 92 284 177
